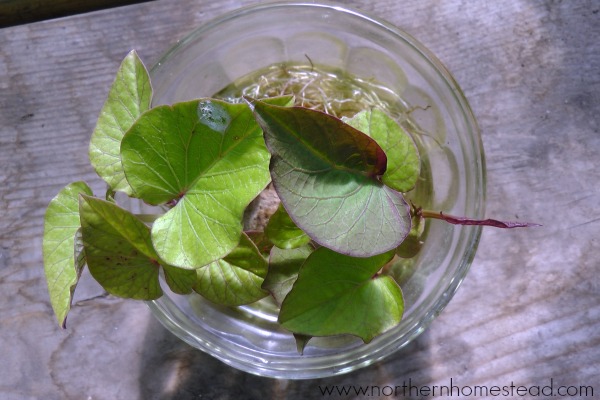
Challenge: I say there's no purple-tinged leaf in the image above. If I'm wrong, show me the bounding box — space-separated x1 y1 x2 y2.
247 98 387 177
248 99 411 257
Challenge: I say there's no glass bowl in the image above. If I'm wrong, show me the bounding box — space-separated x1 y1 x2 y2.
145 1 485 379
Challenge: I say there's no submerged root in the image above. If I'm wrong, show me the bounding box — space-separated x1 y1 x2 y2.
216 63 410 120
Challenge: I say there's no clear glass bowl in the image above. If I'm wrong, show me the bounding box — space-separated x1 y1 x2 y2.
145 1 485 379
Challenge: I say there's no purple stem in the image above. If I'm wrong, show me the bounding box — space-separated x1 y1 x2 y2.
418 209 541 229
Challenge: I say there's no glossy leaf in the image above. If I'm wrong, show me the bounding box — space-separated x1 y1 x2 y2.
43 182 93 328
249 100 411 257
262 245 313 305
344 109 420 192
79 195 162 300
89 50 152 194
120 99 271 268
279 247 402 342
193 233 268 306
265 204 310 249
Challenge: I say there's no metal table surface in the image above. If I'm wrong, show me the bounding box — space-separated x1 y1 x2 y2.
1 1 598 399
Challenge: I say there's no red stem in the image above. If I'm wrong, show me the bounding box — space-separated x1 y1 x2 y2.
417 208 541 229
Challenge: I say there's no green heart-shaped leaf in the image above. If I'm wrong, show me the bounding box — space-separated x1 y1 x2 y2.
121 99 272 268
249 100 411 257
265 204 310 249
43 182 93 327
193 233 268 306
79 195 162 300
278 247 403 343
262 244 314 305
89 50 152 195
163 265 196 295
344 109 420 192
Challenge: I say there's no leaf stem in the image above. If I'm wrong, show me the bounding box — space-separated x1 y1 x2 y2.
415 207 541 229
